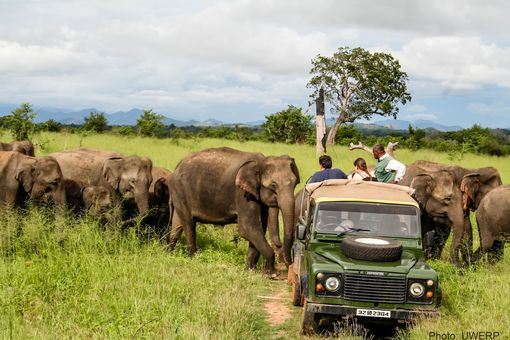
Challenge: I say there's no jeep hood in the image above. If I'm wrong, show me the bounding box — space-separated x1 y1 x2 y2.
310 244 417 275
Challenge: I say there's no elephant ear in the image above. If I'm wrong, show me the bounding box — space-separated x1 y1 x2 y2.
15 162 34 193
235 160 260 199
103 157 124 190
154 177 169 202
290 158 300 184
460 173 480 212
410 173 434 208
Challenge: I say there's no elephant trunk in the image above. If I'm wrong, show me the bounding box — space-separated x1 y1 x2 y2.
280 193 295 267
134 190 150 215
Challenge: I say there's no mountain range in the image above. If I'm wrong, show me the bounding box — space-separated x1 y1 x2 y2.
0 104 463 131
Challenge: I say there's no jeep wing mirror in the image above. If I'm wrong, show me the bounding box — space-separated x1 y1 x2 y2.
424 231 435 248
297 223 307 240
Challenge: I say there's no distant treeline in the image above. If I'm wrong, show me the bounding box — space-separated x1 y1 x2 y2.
1 116 509 158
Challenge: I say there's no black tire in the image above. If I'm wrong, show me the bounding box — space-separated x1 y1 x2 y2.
301 301 321 335
341 237 402 262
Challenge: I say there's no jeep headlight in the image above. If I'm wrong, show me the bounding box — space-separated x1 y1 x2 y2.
325 276 340 292
409 282 425 298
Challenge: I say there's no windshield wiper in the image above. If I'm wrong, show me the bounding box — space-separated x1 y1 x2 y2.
336 228 370 237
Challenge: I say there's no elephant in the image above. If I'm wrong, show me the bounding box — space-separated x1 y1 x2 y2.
50 148 152 216
168 147 300 274
64 178 113 220
474 185 510 262
0 140 35 156
145 167 172 236
401 160 502 267
0 151 66 208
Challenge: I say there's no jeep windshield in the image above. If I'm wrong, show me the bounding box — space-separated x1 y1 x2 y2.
314 201 420 238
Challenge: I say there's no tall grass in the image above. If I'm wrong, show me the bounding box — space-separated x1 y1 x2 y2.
1 132 509 338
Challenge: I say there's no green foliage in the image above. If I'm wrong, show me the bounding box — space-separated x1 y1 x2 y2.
2 103 36 140
83 112 108 133
262 105 313 143
112 125 136 136
39 119 63 132
334 124 363 145
308 47 411 144
136 109 164 137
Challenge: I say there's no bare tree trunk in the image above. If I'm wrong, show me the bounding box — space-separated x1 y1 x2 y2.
326 117 343 146
315 88 326 155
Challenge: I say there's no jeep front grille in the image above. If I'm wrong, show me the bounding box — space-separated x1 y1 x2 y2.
343 274 406 304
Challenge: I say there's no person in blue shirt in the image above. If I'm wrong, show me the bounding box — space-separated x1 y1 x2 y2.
309 155 348 183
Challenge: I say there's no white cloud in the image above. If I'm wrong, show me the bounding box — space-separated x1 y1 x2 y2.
468 102 510 117
395 36 510 91
401 113 438 121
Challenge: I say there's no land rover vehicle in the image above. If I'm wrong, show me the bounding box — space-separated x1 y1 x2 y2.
290 179 441 334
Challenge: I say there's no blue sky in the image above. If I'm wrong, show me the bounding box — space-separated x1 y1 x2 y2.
1 0 510 128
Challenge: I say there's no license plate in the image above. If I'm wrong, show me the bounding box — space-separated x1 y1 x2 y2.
356 308 391 318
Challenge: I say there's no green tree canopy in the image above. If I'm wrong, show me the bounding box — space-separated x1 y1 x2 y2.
3 103 36 140
262 105 313 144
308 47 411 146
83 112 108 133
136 109 165 137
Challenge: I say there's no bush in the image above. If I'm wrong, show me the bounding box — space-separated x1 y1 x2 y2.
262 105 313 144
136 109 164 137
83 112 108 133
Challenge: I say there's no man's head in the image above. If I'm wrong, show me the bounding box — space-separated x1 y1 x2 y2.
372 144 385 160
318 155 333 170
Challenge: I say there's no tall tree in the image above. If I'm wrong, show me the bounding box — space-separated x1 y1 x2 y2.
307 47 411 146
3 103 36 140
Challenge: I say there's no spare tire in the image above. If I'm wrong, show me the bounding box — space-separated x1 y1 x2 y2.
341 237 402 262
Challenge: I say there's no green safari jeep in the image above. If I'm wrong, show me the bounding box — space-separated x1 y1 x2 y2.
290 179 441 334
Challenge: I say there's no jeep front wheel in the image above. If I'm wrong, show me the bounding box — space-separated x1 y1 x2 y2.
341 237 402 262
301 301 321 335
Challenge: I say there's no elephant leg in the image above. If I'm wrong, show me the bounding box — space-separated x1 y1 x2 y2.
183 218 197 257
246 242 260 270
167 209 185 251
488 240 504 263
238 221 276 276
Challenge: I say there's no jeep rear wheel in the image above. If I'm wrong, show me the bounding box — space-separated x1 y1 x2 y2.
341 237 402 262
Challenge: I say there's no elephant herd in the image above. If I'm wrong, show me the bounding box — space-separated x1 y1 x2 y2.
0 139 508 274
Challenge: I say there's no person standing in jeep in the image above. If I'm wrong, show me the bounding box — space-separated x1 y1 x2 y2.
372 143 406 184
309 155 347 183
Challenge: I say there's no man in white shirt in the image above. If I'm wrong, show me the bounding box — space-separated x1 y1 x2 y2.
372 144 406 183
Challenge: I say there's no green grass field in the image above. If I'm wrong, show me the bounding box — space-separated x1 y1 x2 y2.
1 132 510 339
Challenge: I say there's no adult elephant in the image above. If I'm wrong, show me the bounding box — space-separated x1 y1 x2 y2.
401 160 502 267
168 147 300 274
474 185 510 262
0 151 66 207
50 148 152 215
0 140 35 156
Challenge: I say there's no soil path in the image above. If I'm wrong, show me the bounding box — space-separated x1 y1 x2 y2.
263 289 292 327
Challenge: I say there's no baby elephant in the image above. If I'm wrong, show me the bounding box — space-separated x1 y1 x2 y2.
0 140 35 156
64 179 113 220
475 185 510 263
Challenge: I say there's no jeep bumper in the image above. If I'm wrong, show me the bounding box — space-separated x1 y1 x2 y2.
305 301 439 321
